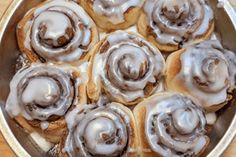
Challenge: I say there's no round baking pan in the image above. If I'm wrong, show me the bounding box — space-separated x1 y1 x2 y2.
0 0 236 156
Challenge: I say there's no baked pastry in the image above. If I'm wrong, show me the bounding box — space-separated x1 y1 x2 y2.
133 92 209 157
17 0 98 64
79 0 144 32
60 102 139 157
87 31 165 105
221 46 236 88
166 40 233 111
5 63 87 143
137 0 214 52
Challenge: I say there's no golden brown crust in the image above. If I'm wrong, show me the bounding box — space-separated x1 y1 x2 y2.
205 91 232 112
165 49 186 92
14 82 87 144
137 11 215 53
17 0 54 62
126 106 141 157
134 93 176 157
133 92 210 157
11 67 87 144
59 103 140 157
87 39 104 102
15 116 67 143
17 6 42 63
87 31 165 105
166 48 231 112
16 0 98 65
10 0 226 156
137 12 179 53
79 0 142 32
133 102 156 157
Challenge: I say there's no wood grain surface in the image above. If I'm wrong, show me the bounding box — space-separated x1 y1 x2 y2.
0 0 236 156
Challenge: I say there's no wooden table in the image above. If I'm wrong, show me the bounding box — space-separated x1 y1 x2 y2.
0 0 236 156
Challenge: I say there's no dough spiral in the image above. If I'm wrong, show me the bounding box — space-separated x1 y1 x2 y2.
5 63 86 142
88 31 165 105
17 0 98 63
166 40 232 111
138 0 214 52
79 0 144 31
134 93 209 157
62 102 139 157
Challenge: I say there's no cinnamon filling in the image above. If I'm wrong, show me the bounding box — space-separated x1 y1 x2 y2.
93 31 165 103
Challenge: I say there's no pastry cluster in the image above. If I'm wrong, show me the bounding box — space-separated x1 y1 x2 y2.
5 0 236 157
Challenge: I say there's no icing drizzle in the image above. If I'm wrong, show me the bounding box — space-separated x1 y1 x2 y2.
145 93 208 157
64 103 134 157
23 0 97 62
93 0 144 24
221 48 236 88
176 40 232 106
143 0 214 46
5 63 80 121
91 31 165 104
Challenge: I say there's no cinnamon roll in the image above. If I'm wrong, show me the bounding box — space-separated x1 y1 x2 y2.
5 63 87 143
60 102 139 157
133 92 209 157
17 0 98 64
221 47 236 88
166 40 233 111
79 0 144 32
87 31 165 105
137 0 214 52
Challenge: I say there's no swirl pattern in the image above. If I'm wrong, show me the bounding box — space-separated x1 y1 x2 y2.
143 0 213 47
220 45 236 88
90 31 165 104
92 0 144 24
145 93 208 156
5 64 79 121
63 103 136 157
174 41 230 107
18 0 98 63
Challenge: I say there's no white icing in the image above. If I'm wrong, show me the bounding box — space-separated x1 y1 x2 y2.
144 93 208 157
92 54 104 91
99 32 107 40
83 117 124 155
64 103 133 157
30 132 53 152
77 62 89 84
81 29 92 46
64 106 90 156
56 48 83 62
40 121 49 130
193 136 208 154
5 63 79 121
217 1 225 8
22 78 60 107
93 0 144 24
24 0 98 62
172 108 199 134
153 79 165 94
176 40 230 106
210 33 218 40
33 11 72 47
193 4 214 36
91 31 165 104
125 25 138 33
222 49 236 88
33 0 91 28
206 112 217 125
22 20 33 50
143 0 214 46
